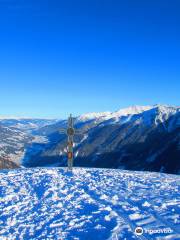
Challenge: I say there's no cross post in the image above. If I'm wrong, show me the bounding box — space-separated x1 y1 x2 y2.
59 114 82 171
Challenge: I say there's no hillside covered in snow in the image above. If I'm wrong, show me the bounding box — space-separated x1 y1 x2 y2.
23 104 180 174
0 119 57 168
0 104 179 174
0 167 180 239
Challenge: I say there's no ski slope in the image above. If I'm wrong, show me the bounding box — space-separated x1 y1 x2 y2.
0 168 180 240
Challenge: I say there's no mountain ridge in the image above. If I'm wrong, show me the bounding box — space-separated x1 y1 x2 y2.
0 104 179 173
20 104 180 174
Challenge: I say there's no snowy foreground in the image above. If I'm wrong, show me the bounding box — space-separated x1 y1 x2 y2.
0 168 180 240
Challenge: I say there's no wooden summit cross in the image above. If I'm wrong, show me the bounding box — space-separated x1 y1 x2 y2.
59 114 82 171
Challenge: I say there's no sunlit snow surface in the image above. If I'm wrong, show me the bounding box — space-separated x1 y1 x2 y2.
0 168 180 240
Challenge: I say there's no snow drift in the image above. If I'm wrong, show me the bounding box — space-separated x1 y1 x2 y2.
0 167 179 239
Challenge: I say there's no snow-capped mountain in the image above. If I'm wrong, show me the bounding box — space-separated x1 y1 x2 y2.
0 118 58 131
77 105 179 126
78 105 153 122
22 104 180 174
0 167 179 239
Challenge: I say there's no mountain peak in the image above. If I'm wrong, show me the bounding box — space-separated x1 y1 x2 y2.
78 105 154 121
115 105 153 116
153 104 179 111
78 111 112 121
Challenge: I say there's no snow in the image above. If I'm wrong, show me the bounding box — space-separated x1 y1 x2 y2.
78 106 153 122
113 105 153 117
77 105 180 126
0 167 179 240
32 135 49 144
78 112 112 121
0 118 59 132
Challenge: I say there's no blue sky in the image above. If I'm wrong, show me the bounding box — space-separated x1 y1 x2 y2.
0 0 179 118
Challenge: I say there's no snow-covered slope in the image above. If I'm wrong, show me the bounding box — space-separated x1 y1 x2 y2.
0 125 32 165
0 118 58 131
1 105 179 173
78 105 179 125
77 105 153 122
0 167 179 239
0 119 59 166
23 105 180 174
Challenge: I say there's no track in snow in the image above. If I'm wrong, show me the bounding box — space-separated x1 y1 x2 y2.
0 168 180 240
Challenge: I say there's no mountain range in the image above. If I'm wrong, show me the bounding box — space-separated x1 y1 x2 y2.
0 104 179 174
